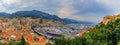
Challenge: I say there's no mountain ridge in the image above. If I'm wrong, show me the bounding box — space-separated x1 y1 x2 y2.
0 10 93 24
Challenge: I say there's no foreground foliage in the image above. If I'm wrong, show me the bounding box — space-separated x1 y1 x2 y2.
54 19 120 45
9 36 26 45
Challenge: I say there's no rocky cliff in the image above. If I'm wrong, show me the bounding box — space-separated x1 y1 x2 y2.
102 14 120 24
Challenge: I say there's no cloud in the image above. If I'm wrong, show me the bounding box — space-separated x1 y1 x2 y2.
0 2 6 12
0 0 117 23
57 0 91 22
0 0 61 14
2 0 21 5
58 0 78 18
57 0 110 23
96 0 120 14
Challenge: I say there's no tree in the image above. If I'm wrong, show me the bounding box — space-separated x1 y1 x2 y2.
0 30 2 33
54 19 120 45
20 36 26 45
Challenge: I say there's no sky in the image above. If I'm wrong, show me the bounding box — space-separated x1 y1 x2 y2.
0 0 120 24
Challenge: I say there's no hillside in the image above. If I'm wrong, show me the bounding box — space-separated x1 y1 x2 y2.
102 14 120 24
0 10 93 24
12 10 62 21
0 12 11 17
63 18 93 24
54 15 120 45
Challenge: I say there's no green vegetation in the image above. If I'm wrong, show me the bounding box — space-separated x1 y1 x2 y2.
0 42 3 45
20 36 26 45
9 41 21 45
54 19 120 45
9 36 26 45
0 30 2 33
